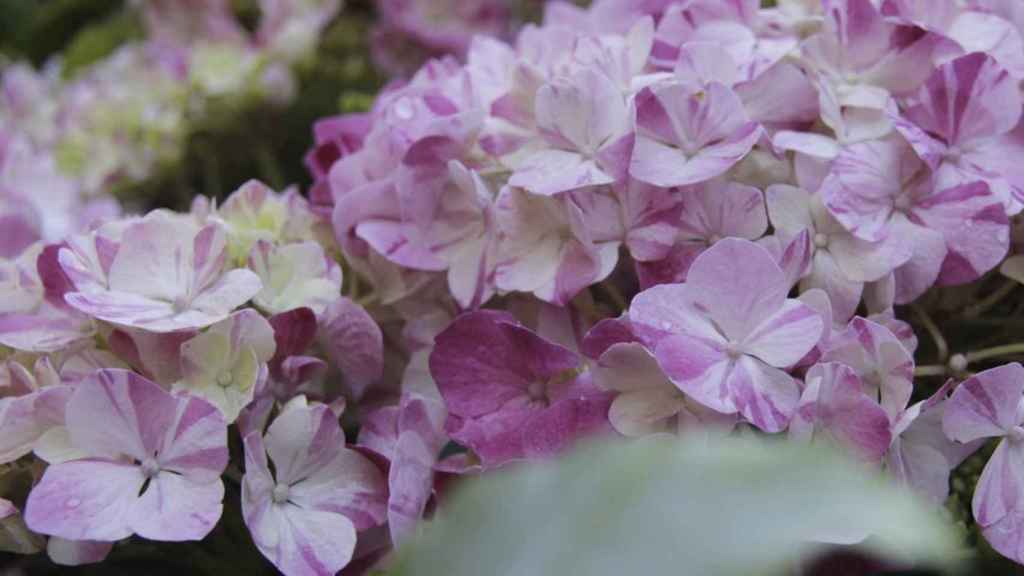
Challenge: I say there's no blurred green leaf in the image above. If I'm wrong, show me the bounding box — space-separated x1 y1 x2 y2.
388 436 967 576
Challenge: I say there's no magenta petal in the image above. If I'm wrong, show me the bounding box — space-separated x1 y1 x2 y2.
905 53 1021 150
319 297 384 400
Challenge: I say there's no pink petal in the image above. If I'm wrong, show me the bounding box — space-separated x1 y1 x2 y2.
974 440 1024 531
319 297 384 400
129 472 224 541
943 363 1024 443
686 238 790 340
24 460 142 541
630 82 761 187
743 299 824 367
904 53 1021 149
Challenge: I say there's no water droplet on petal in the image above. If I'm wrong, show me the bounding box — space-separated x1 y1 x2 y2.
66 498 81 509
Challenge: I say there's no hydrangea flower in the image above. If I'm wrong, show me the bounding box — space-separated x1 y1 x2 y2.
0 244 95 353
891 53 1024 213
242 396 386 576
430 310 613 466
789 362 891 464
493 187 620 306
630 81 762 187
59 211 262 332
629 239 823 432
943 363 1024 562
886 380 982 506
508 68 631 196
822 136 1010 302
249 240 342 316
638 179 767 287
174 309 277 422
583 316 737 437
767 184 912 320
25 369 228 542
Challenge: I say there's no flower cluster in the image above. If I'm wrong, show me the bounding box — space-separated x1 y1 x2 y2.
303 0 1024 568
5 0 1024 573
0 179 388 572
0 0 340 230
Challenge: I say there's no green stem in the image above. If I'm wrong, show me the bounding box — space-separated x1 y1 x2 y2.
965 343 1024 364
914 365 948 378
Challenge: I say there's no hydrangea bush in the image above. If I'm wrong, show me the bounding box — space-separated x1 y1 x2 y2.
4 0 1024 573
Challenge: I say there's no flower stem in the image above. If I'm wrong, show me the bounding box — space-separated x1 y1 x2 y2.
965 343 1024 364
914 365 948 377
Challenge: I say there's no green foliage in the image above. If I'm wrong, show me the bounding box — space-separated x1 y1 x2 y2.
386 436 966 576
0 0 125 65
60 10 143 79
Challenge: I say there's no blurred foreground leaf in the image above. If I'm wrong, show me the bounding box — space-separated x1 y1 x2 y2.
388 436 966 576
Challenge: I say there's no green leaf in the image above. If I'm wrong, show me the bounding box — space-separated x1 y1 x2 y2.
388 436 966 576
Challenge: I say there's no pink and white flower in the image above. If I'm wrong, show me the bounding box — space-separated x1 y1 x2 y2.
943 363 1024 563
25 369 228 542
242 396 386 576
629 238 823 432
59 211 262 333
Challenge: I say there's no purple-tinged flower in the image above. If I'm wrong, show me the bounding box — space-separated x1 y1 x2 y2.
629 238 823 432
801 0 944 141
637 179 767 288
611 178 684 265
886 380 982 506
767 184 912 321
493 186 620 306
583 316 737 437
318 297 384 401
358 392 447 545
508 68 631 196
822 316 914 422
943 363 1024 563
174 309 276 422
249 240 342 316
881 0 1024 78
892 53 1024 213
24 369 228 542
429 310 613 467
217 180 325 263
60 211 262 333
242 396 386 576
0 245 94 353
757 230 814 293
822 136 1010 302
789 362 892 464
629 81 762 187
304 113 371 181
